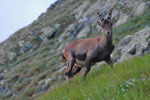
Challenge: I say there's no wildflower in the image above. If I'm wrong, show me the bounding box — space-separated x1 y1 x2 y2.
121 88 125 92
132 78 135 82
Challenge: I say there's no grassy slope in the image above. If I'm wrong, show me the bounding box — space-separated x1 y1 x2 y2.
40 54 150 100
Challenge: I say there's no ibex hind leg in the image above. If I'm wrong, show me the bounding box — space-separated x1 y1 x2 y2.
67 57 76 82
72 66 82 76
65 63 70 82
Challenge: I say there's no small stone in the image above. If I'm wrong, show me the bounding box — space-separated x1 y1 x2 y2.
41 84 49 92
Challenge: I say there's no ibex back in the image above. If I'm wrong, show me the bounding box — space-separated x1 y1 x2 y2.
62 8 115 82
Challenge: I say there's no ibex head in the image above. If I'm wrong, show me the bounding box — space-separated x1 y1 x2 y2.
97 8 113 36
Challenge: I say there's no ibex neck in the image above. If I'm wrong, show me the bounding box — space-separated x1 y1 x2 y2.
102 32 113 45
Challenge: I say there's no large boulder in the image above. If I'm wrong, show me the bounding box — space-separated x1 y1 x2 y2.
119 35 133 46
113 27 150 62
134 3 146 16
115 15 128 27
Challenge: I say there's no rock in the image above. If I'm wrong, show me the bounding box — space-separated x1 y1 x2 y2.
77 26 90 38
73 1 89 20
119 35 133 46
7 52 17 61
36 80 44 92
4 70 7 73
57 75 65 81
51 67 66 81
18 41 33 53
0 74 3 80
118 0 129 7
18 40 25 47
41 27 57 40
0 59 7 67
74 24 85 37
116 27 150 62
54 24 61 29
36 78 51 93
12 74 20 82
57 43 66 52
3 90 12 98
134 3 146 16
135 42 150 56
31 45 38 51
58 24 74 43
41 84 49 92
47 1 59 11
129 47 136 55
25 41 33 49
44 78 52 85
115 15 128 26
0 63 3 67
95 61 107 69
29 29 41 36
0 84 4 93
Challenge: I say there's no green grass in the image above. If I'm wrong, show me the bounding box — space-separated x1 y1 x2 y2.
114 10 150 44
39 54 150 100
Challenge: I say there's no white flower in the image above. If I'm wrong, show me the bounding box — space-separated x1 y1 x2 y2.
132 78 135 82
122 88 125 92
126 84 129 87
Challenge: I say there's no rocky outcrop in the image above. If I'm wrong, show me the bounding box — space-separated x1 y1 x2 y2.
113 27 150 62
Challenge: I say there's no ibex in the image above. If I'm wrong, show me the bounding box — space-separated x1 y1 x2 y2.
62 8 115 82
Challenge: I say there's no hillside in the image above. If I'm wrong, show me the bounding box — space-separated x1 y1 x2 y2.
0 0 150 100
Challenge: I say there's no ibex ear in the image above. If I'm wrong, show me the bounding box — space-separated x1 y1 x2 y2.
97 21 103 27
97 12 104 22
107 8 113 20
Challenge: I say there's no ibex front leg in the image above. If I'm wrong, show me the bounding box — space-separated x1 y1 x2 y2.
84 55 94 80
105 56 113 68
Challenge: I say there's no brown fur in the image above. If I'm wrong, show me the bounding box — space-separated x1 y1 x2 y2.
62 8 115 82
